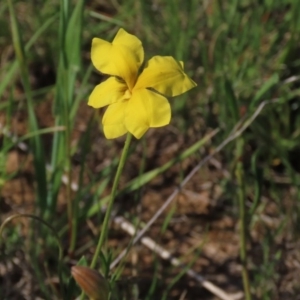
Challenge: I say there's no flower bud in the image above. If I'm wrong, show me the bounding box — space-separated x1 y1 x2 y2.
71 266 109 300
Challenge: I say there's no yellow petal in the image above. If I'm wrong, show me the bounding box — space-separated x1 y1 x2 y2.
91 29 144 90
102 101 128 139
125 89 171 139
88 77 127 108
113 28 144 64
134 56 197 97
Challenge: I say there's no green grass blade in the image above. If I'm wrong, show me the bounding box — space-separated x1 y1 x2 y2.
7 0 47 211
0 13 58 97
47 0 85 211
250 74 279 110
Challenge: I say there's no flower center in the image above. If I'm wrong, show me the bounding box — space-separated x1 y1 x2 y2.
123 89 132 100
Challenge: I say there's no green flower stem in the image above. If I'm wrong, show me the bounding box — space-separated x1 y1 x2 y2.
235 138 252 300
91 132 132 268
80 133 132 299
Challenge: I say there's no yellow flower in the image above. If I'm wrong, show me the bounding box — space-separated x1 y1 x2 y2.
88 28 197 139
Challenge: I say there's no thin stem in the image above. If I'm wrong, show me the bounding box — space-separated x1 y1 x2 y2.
66 128 73 252
91 132 132 268
70 118 93 253
7 0 47 212
80 133 132 300
61 67 74 254
235 138 252 300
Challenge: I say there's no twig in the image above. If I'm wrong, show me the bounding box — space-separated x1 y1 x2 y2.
110 99 279 269
114 216 243 300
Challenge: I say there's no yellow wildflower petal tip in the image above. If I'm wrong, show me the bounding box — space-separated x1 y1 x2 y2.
134 56 197 97
91 28 144 89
